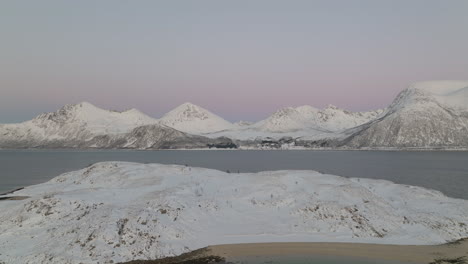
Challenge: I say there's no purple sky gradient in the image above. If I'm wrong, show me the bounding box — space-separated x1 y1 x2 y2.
1 1 467 122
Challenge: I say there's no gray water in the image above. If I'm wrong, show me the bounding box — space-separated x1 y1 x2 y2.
0 150 467 200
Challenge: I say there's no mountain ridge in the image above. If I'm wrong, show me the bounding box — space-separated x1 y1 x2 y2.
1 80 468 149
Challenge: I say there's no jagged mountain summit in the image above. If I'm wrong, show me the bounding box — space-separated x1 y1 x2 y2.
158 102 234 134
1 162 467 263
342 80 468 148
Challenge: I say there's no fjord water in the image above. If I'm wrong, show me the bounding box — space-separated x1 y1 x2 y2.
1 150 467 200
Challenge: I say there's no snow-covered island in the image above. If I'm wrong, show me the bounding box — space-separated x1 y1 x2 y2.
1 80 468 150
1 162 467 263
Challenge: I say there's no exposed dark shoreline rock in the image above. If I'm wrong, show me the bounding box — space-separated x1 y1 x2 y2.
118 248 226 264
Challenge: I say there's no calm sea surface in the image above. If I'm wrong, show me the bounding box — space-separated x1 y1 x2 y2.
0 150 467 200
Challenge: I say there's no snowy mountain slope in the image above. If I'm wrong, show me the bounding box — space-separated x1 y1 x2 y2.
0 102 158 144
31 102 157 135
0 103 235 149
342 81 468 148
250 105 383 133
251 107 319 133
205 105 382 141
0 162 467 264
158 103 234 134
316 105 384 131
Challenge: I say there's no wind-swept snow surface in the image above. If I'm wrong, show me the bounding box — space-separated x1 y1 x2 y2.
1 162 467 264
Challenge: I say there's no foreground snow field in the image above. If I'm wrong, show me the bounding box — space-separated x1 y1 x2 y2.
0 162 467 264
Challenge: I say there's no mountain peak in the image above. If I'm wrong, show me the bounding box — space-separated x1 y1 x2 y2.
30 102 157 135
33 101 103 121
77 101 96 107
178 102 199 108
176 102 205 110
272 107 298 116
295 105 319 116
65 101 100 111
159 103 233 134
163 102 212 121
390 80 468 112
325 104 340 110
408 80 468 96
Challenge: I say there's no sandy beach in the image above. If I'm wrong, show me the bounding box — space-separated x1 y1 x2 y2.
205 239 468 263
121 239 468 263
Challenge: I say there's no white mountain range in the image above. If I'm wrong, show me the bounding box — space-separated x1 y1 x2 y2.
1 80 467 149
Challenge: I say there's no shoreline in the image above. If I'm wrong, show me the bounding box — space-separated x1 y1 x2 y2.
206 240 468 263
121 239 468 264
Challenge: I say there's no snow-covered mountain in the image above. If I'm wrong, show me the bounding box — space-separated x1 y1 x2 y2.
33 102 158 135
252 107 318 133
1 162 467 263
251 105 383 133
0 102 157 147
2 80 468 149
342 81 468 148
0 102 235 149
316 105 384 131
158 103 234 134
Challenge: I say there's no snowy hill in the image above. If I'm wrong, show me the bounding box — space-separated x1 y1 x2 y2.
0 162 467 263
158 103 234 134
342 81 468 148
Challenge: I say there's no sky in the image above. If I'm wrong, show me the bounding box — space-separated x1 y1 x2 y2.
1 1 467 123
